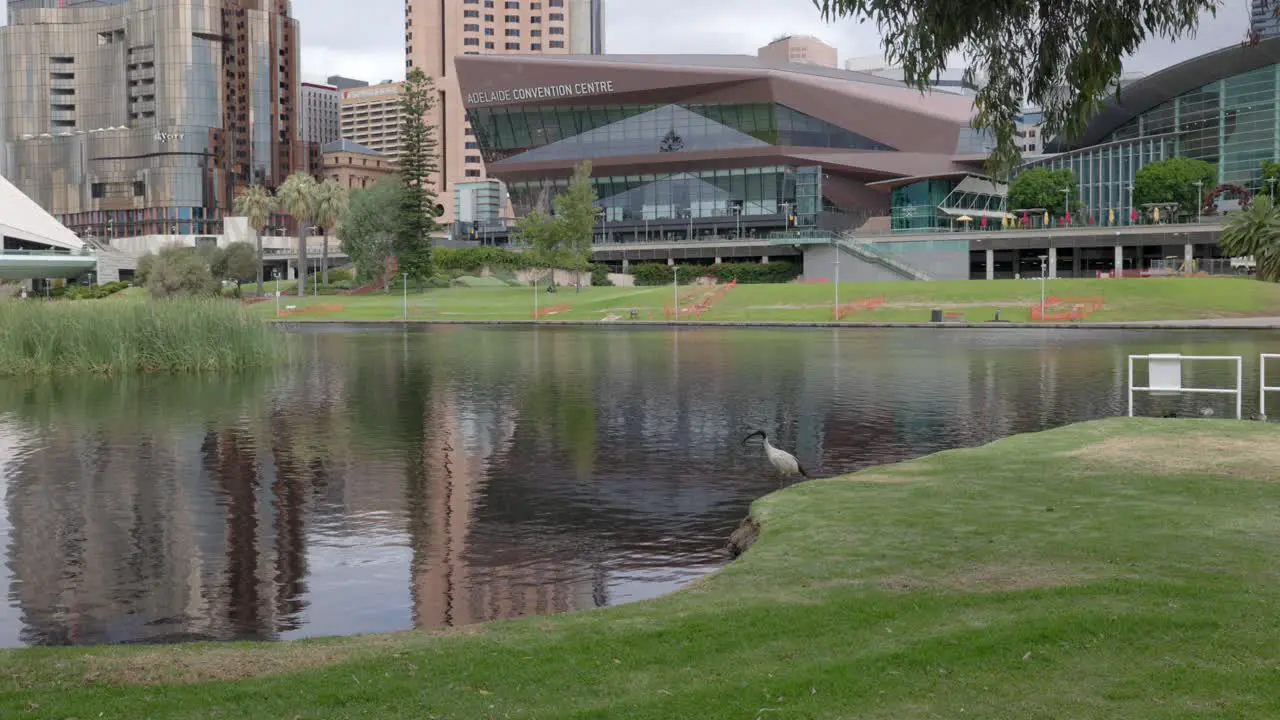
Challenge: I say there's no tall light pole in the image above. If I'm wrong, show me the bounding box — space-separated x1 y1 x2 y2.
833 241 841 320
1192 180 1204 224
273 268 281 317
1061 187 1071 224
402 272 408 320
781 201 793 231
732 205 742 240
672 264 679 320
533 268 539 321
1037 254 1048 320
1125 183 1134 224
1268 177 1278 200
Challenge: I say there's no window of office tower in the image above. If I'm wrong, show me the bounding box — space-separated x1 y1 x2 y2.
466 102 894 163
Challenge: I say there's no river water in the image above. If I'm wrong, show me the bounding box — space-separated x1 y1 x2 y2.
0 326 1276 647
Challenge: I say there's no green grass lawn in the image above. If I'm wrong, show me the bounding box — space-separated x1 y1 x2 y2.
4 418 1280 718
248 276 1280 323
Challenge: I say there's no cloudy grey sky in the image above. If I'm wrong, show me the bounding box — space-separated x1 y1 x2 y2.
0 0 1258 84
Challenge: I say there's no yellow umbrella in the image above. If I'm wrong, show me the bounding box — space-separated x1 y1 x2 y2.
956 215 973 223
1152 206 1160 222
1043 211 1050 225
1108 208 1115 225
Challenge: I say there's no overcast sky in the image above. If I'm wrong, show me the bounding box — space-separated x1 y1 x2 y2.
0 0 1258 84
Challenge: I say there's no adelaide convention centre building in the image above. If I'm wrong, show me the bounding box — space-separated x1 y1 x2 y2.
454 36 1280 281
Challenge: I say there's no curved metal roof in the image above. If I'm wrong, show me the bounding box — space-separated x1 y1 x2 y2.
1070 35 1280 149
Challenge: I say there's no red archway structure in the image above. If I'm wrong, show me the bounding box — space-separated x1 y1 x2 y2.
1203 183 1252 214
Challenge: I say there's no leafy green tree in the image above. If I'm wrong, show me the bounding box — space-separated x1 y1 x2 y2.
1008 167 1077 217
135 252 155 286
277 172 318 297
1220 194 1280 281
339 179 400 284
396 68 441 281
814 0 1213 173
212 241 259 297
146 245 217 299
516 208 561 288
313 179 347 286
1132 157 1217 217
232 184 276 296
552 160 601 290
1260 161 1280 198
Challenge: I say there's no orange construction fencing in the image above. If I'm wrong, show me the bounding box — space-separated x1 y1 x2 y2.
834 295 886 320
1029 295 1105 321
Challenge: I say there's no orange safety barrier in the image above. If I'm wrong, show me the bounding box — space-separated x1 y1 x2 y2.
833 295 886 320
1029 295 1104 321
533 302 572 319
666 279 737 318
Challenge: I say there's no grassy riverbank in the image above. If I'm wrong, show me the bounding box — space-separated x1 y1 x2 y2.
4 418 1280 717
249 276 1280 323
0 298 279 375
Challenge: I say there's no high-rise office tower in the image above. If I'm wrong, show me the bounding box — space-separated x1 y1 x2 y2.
340 81 406 160
404 0 604 224
0 0 305 239
301 82 342 146
1253 0 1280 40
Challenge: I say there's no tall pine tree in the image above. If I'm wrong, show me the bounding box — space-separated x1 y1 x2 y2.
395 68 441 281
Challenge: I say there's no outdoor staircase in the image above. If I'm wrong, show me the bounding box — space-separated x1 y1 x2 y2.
835 233 934 281
81 236 136 283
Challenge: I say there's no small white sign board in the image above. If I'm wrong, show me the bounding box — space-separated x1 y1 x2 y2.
1148 354 1183 391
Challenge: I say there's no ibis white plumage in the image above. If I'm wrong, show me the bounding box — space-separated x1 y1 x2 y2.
742 430 808 479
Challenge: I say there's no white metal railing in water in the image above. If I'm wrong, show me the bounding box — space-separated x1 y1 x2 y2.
1127 354 1243 420
1261 354 1280 419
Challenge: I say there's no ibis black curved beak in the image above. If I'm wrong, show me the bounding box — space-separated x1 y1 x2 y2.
742 430 764 446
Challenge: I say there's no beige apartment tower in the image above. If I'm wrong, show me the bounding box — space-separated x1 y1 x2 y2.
404 0 604 224
340 82 405 159
756 35 838 68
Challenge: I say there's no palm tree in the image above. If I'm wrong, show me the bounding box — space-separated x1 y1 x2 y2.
277 172 318 297
233 185 277 297
312 179 347 287
1220 195 1280 281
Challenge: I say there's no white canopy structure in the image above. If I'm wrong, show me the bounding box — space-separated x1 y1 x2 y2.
0 174 84 251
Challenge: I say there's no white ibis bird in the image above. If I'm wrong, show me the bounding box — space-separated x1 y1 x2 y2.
742 430 808 479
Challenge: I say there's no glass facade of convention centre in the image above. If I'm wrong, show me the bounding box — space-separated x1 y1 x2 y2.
1023 63 1280 223
466 102 895 165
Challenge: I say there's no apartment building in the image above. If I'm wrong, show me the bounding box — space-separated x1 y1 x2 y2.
757 35 837 68
301 82 341 146
404 0 604 224
340 81 405 160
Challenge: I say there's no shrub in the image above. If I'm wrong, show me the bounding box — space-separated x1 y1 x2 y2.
146 245 217 299
590 263 614 287
326 267 354 284
330 279 353 290
49 281 132 301
0 298 280 375
435 246 533 272
630 261 800 286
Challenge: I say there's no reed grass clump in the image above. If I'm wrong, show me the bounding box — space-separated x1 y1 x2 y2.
0 298 280 375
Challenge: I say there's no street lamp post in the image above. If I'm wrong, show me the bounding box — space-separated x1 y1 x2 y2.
732 205 742 240
402 272 408 320
1268 177 1278 199
833 241 841 320
1037 254 1048 319
781 201 793 231
273 268 281 317
672 264 679 320
1192 180 1204 224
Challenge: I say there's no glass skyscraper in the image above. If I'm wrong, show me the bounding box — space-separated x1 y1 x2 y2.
1022 40 1280 225
0 0 305 240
